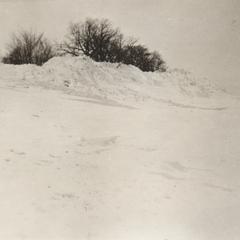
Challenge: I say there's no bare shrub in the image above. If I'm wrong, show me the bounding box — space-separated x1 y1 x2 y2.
2 31 55 66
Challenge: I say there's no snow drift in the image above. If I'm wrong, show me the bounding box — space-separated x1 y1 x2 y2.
0 56 227 108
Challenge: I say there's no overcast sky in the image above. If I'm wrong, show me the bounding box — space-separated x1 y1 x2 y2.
0 0 239 93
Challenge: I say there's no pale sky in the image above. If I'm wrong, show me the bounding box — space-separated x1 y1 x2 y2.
0 0 240 93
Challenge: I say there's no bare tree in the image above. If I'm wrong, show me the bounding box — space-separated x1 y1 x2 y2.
2 31 55 65
61 18 123 62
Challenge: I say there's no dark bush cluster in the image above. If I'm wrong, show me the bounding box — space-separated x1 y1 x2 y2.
121 45 166 72
2 18 166 72
2 31 55 66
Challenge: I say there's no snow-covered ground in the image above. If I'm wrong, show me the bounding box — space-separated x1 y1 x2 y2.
0 57 240 240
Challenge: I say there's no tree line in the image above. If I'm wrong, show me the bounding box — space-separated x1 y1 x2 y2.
2 18 167 72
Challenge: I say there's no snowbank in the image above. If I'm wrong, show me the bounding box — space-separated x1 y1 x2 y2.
0 56 227 108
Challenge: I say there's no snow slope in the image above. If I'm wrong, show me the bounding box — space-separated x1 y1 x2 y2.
0 57 240 240
0 56 231 109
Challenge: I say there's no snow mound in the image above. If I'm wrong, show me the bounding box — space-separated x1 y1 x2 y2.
0 56 226 108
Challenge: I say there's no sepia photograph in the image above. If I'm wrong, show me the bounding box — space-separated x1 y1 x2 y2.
0 0 239 239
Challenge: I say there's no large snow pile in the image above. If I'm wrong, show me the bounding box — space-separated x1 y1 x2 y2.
0 56 227 108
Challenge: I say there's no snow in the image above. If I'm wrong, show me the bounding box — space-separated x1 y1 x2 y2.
0 56 232 109
0 56 240 239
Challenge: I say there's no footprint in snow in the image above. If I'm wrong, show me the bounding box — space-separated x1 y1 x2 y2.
78 136 119 147
9 149 26 156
